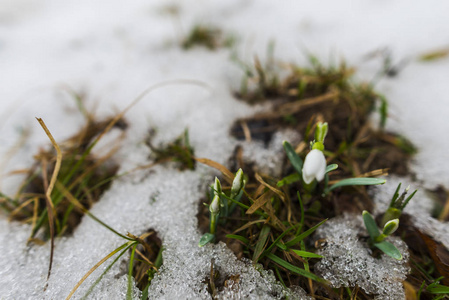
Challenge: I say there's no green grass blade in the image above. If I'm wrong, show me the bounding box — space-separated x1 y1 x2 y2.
291 249 323 258
81 243 134 300
284 219 327 248
296 191 304 235
252 224 271 263
266 253 327 283
427 284 449 294
326 177 386 193
127 244 137 300
221 193 269 218
226 234 250 245
283 141 303 175
260 225 296 259
277 173 301 187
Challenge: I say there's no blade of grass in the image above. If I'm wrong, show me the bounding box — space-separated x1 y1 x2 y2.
284 219 328 248
81 242 134 300
226 234 250 245
221 193 269 218
55 181 132 241
260 225 296 260
325 177 386 193
66 241 136 300
36 118 62 283
266 253 326 283
291 249 323 258
252 224 271 263
127 244 137 300
276 173 301 187
296 191 304 235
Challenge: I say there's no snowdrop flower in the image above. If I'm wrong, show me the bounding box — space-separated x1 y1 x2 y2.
302 149 326 184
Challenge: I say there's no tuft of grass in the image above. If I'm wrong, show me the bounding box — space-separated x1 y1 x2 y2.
126 229 163 298
146 129 196 171
181 25 233 50
0 108 126 242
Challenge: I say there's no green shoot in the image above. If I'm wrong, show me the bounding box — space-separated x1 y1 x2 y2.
381 182 417 227
362 210 402 260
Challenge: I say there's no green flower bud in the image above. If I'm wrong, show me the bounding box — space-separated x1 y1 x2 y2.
382 219 399 236
213 177 221 197
230 168 245 199
315 122 328 144
209 195 221 214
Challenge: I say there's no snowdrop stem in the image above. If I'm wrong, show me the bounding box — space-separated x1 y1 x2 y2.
210 212 219 235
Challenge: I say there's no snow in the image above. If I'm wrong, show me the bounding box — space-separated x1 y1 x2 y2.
1 0 449 299
314 214 409 300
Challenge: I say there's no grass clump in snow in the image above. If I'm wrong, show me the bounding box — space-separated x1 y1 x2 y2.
0 102 126 242
127 229 163 299
145 128 196 171
181 24 235 50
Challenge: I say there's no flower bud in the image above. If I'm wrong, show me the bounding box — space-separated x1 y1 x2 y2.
315 122 328 144
382 219 399 236
302 149 326 184
213 177 221 197
230 168 245 199
209 195 221 214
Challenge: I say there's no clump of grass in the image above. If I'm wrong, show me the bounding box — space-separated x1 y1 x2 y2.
145 129 196 171
231 51 415 179
182 24 234 50
127 230 163 299
0 107 126 242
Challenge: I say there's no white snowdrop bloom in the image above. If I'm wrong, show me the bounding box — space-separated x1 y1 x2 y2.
302 149 326 184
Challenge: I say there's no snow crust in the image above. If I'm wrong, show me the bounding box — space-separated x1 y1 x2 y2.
1 0 449 299
314 215 409 300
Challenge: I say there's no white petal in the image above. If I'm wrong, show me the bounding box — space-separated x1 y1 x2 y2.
302 149 326 183
302 171 315 184
315 151 327 181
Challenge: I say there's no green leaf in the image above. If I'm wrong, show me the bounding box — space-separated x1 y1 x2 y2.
427 284 449 294
379 95 388 129
266 253 327 283
374 240 402 260
253 224 271 263
225 234 249 245
127 244 137 300
198 233 215 247
283 141 303 175
260 225 296 259
362 210 380 240
284 219 327 248
277 173 301 187
291 249 323 258
325 164 338 174
326 177 386 193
